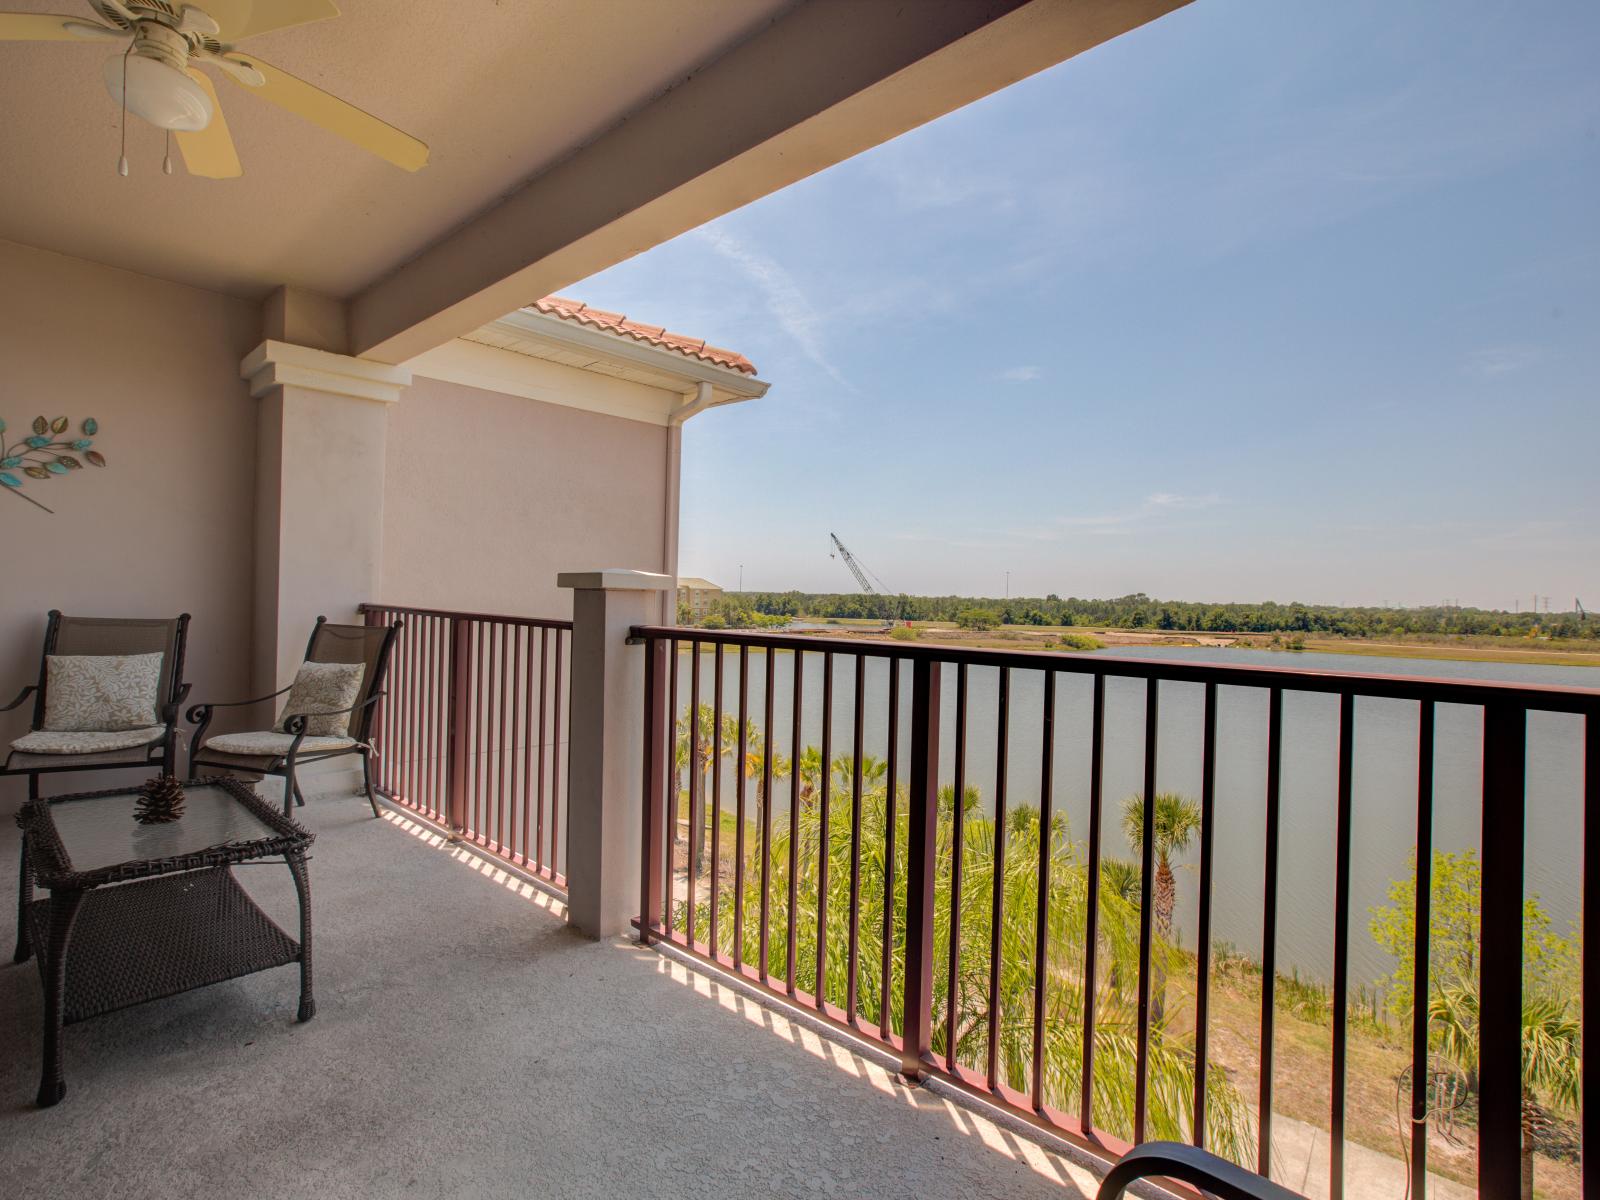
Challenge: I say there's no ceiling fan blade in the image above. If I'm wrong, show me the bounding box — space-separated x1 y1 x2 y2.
175 70 242 178
0 12 104 40
223 53 428 171
204 0 340 42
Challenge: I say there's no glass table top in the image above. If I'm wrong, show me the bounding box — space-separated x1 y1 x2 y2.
44 784 288 875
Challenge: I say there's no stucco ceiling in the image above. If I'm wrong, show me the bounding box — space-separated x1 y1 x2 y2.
0 0 795 299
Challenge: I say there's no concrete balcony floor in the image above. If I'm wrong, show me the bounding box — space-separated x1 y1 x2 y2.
0 794 1101 1200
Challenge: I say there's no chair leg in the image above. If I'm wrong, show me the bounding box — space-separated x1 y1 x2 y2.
362 751 381 819
14 830 32 965
292 779 306 808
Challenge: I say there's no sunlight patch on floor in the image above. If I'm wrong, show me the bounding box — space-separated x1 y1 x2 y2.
380 809 567 919
648 944 1100 1195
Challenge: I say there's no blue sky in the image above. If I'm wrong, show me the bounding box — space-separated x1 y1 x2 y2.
572 1 1599 608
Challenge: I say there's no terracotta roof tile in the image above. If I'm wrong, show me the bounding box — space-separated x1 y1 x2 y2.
527 295 758 376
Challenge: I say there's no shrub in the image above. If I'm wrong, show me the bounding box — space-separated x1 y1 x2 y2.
955 607 998 630
699 614 727 630
888 624 918 641
1056 632 1104 651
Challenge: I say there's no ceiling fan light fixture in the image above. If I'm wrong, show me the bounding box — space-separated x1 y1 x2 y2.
102 52 213 131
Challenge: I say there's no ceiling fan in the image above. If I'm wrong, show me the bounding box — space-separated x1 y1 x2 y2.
0 1 428 177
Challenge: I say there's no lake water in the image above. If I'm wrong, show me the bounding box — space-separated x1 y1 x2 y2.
673 642 1595 990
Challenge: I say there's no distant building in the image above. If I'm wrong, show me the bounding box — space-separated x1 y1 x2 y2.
677 577 723 620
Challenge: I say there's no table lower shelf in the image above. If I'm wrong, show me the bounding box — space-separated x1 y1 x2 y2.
28 865 302 1025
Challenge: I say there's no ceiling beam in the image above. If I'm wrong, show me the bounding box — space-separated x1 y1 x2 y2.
348 0 1189 364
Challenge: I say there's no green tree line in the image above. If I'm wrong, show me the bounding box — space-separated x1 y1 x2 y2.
720 591 1596 640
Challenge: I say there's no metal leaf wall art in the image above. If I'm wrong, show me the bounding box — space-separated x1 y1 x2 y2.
0 416 104 514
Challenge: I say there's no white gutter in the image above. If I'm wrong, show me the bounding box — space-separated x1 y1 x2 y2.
660 381 714 622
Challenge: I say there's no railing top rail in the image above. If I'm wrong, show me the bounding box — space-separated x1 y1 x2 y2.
361 602 572 631
628 623 1600 713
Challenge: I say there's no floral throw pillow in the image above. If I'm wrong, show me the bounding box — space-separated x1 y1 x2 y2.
275 660 365 738
42 653 163 732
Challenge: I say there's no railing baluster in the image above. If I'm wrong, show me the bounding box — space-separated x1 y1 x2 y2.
640 635 666 943
734 645 749 971
847 654 865 1023
1030 668 1055 1112
446 616 469 839
1193 680 1217 1147
497 621 510 854
787 649 803 993
986 665 1010 1091
1583 709 1597 1190
759 648 775 982
900 656 940 1081
1082 673 1105 1131
1259 686 1284 1177
517 626 530 861
537 628 549 873
1134 678 1159 1141
817 651 833 1006
1479 701 1526 1199
551 629 563 879
664 639 680 932
474 620 488 841
880 657 900 1041
710 645 724 955
1409 700 1435 1200
404 606 417 806
688 640 702 944
1330 692 1355 1200
946 661 969 1074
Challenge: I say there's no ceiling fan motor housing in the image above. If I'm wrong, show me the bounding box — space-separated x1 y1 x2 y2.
101 20 212 130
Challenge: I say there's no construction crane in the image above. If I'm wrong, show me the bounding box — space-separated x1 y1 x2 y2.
829 532 898 621
1578 598 1588 621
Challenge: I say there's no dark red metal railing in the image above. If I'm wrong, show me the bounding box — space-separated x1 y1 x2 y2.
362 603 571 887
631 624 1599 1198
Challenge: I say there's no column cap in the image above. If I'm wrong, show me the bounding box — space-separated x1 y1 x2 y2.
558 569 676 592
241 340 411 404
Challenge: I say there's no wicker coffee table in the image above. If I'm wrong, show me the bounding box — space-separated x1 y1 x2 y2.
12 777 314 1106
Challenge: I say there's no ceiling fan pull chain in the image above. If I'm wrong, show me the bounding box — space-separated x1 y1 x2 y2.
163 130 173 176
117 41 132 177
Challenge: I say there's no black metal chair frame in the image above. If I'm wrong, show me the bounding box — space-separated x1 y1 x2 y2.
187 615 401 818
0 610 192 806
1095 1142 1305 1200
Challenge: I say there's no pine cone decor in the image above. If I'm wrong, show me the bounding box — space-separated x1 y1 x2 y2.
134 776 186 824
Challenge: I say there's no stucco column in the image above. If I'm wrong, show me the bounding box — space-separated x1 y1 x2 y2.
242 340 411 696
559 568 674 939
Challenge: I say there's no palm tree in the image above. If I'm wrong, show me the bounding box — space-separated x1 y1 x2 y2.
1429 981 1581 1200
712 750 1253 1163
1120 792 1201 1029
1119 792 1202 946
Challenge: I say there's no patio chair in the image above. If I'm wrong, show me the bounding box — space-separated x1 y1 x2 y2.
1095 1142 1304 1200
188 616 401 818
1 611 192 801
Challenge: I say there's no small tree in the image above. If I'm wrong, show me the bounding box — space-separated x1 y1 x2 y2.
955 607 999 630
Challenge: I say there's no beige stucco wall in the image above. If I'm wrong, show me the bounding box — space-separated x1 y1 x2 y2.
382 374 671 619
0 239 259 801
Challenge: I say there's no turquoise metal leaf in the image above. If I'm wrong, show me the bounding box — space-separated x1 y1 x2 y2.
0 457 19 468
82 418 98 435
0 473 19 488
71 439 91 451
25 435 49 448
45 462 67 475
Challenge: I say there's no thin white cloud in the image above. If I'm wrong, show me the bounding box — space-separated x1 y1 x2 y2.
1146 491 1222 510
691 227 849 388
1464 345 1544 376
999 365 1042 383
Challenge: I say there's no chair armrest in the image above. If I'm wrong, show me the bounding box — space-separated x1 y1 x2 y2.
1096 1143 1305 1200
161 682 193 725
1 684 37 713
186 683 293 724
281 691 386 736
